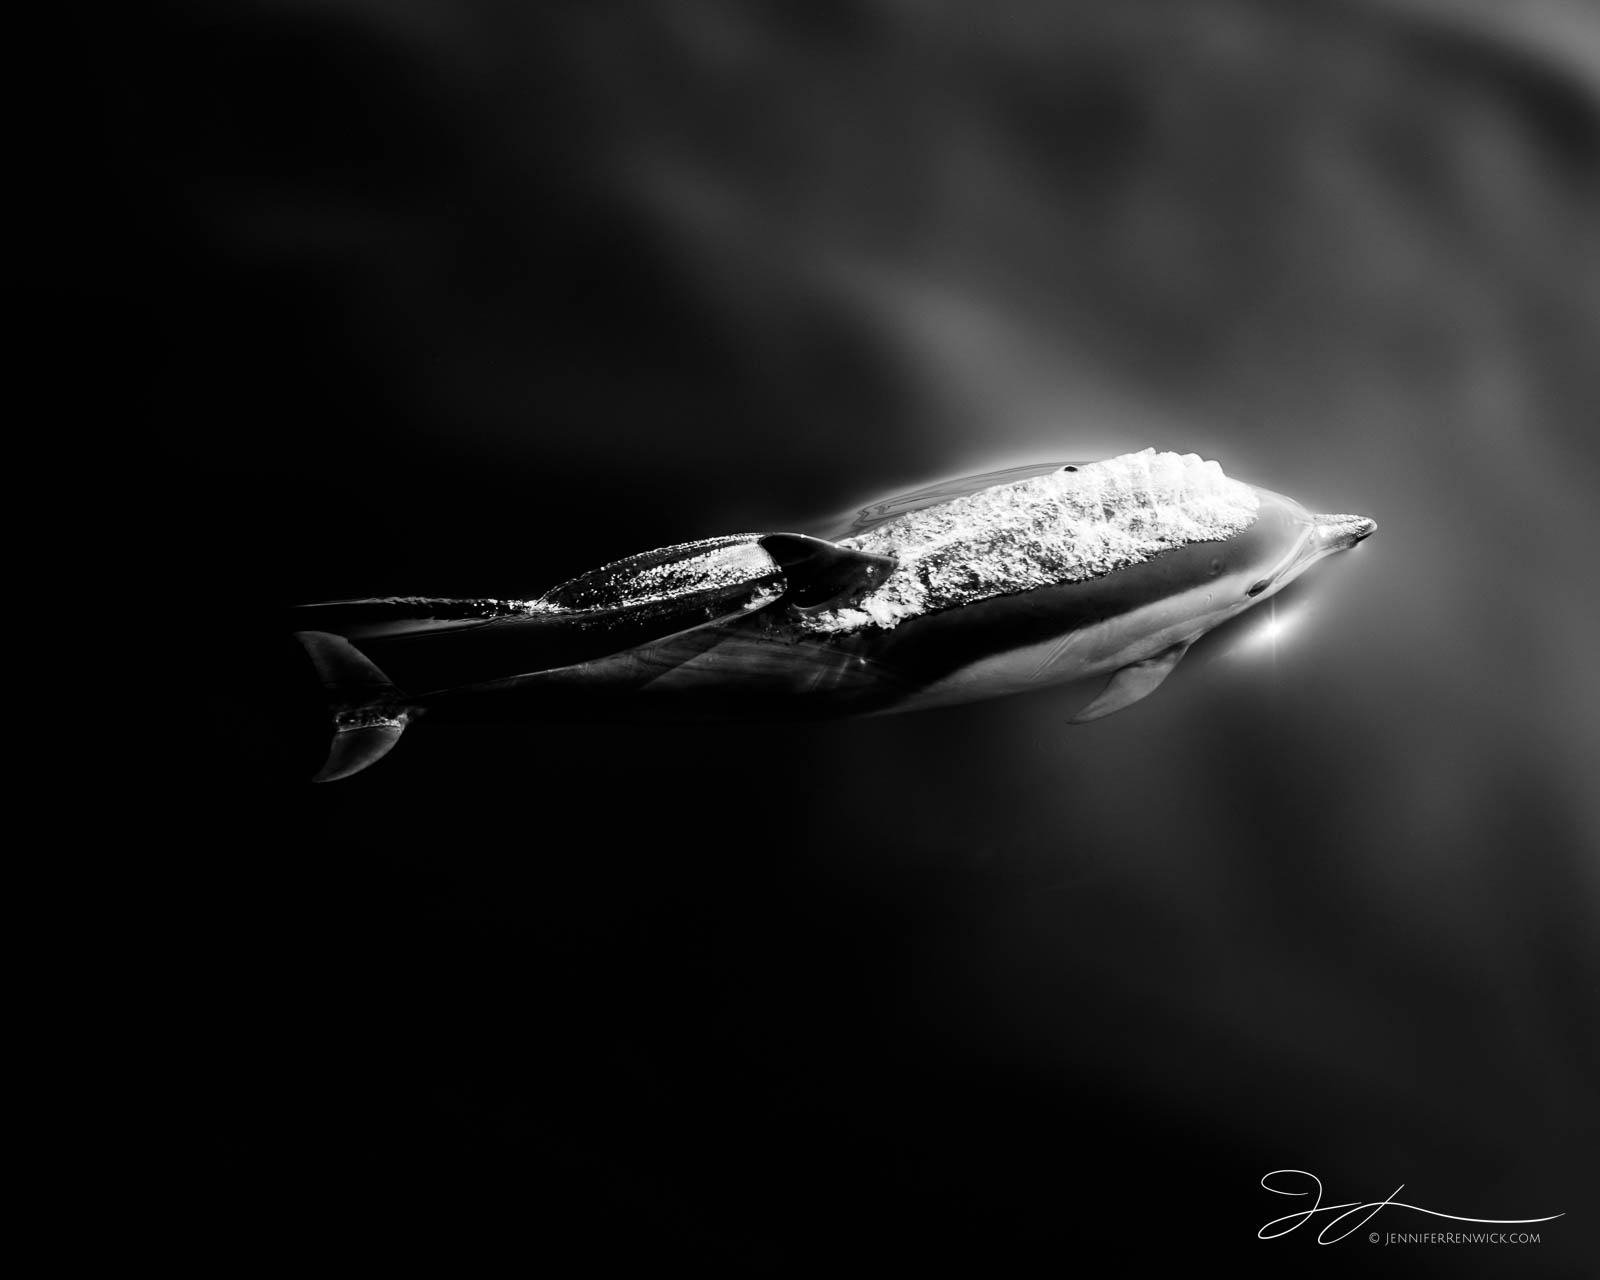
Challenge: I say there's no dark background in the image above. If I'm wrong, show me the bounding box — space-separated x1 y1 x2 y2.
125 1 1596 1271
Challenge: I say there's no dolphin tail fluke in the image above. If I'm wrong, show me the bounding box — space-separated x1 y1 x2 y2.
294 630 414 781
1070 641 1192 723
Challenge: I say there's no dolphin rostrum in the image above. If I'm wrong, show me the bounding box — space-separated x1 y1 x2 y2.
290 449 1375 780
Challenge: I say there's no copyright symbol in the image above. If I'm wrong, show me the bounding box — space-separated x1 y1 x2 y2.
1369 1233 1379 1244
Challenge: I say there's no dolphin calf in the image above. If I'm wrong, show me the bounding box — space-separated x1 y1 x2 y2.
291 449 1374 780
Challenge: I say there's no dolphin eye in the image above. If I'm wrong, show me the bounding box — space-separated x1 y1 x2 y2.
1208 556 1224 577
1247 579 1269 597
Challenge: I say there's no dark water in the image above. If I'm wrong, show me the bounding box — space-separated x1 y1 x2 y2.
137 2 1597 1272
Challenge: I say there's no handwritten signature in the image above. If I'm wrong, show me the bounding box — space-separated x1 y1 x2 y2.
1258 1169 1563 1245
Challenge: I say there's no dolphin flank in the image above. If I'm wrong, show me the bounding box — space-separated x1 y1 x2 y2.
288 448 1375 780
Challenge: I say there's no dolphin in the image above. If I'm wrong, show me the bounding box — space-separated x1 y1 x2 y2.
290 449 1374 780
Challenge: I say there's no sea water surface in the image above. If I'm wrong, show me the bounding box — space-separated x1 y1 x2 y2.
150 2 1598 1272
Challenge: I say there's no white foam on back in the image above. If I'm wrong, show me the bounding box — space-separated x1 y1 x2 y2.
800 448 1259 634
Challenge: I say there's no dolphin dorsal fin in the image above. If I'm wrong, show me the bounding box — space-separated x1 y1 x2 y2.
1070 640 1192 723
758 534 897 611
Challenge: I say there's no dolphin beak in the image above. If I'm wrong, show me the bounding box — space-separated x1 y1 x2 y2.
1312 513 1377 553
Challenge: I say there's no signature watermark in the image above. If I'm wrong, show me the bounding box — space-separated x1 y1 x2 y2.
1258 1169 1563 1246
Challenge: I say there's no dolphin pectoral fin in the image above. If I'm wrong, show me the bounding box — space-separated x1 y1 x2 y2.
758 534 898 611
1069 641 1192 723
